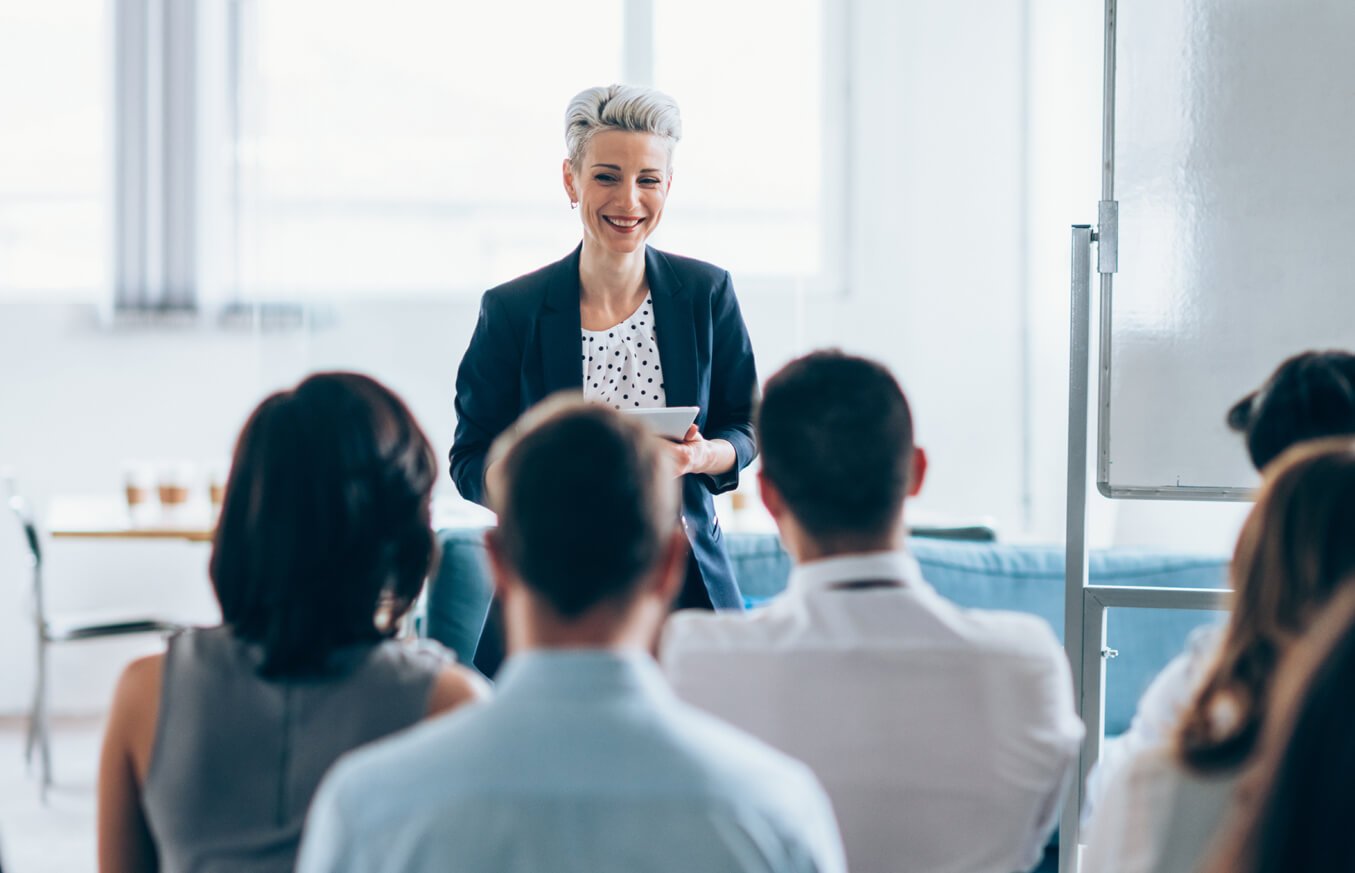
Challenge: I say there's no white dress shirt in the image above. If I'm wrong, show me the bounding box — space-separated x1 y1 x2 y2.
298 650 846 873
1085 624 1223 822
1080 746 1238 873
661 551 1084 873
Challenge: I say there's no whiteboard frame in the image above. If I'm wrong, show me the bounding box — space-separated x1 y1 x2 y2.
1090 0 1257 503
1058 3 1239 871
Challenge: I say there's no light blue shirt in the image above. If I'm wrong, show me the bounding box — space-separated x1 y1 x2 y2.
297 650 846 873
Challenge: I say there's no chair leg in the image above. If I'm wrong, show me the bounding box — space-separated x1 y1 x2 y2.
23 675 38 769
31 637 52 801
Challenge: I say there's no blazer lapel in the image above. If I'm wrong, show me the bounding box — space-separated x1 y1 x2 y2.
646 247 698 410
539 246 585 397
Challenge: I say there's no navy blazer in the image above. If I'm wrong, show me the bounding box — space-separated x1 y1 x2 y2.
450 245 758 610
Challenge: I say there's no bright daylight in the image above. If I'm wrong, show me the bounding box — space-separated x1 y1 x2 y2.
1 2 1352 873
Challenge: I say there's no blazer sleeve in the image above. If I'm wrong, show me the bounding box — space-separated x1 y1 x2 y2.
698 271 758 495
450 292 522 506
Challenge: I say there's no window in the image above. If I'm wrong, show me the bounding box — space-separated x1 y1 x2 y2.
0 2 109 299
651 0 827 281
0 1 842 306
229 0 623 299
226 0 841 299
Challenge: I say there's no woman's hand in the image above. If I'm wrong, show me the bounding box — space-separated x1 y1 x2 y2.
665 426 736 478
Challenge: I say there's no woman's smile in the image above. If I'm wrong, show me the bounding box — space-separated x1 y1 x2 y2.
603 215 645 231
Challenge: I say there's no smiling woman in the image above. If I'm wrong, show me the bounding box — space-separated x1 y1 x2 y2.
449 85 759 633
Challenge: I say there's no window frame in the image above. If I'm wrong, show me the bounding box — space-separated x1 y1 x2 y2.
105 0 851 311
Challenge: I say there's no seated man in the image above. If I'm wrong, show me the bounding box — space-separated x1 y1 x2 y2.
661 352 1084 873
298 398 845 873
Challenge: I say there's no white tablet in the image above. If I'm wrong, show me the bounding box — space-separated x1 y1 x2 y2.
621 406 700 441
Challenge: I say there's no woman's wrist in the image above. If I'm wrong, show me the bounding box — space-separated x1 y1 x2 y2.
697 438 737 476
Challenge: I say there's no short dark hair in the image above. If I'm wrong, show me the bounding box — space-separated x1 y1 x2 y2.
210 372 438 677
757 351 914 543
489 398 679 618
1227 350 1355 471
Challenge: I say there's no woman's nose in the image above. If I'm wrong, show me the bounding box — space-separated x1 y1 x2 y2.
617 181 641 210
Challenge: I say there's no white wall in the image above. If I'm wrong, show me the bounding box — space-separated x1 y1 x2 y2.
0 0 1248 715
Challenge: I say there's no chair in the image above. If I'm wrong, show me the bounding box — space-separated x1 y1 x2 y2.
5 479 182 800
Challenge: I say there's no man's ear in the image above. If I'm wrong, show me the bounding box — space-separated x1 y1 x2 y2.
484 528 516 603
652 527 689 608
758 469 787 521
908 446 928 497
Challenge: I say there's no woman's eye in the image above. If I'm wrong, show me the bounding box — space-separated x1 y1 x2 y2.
595 174 617 183
640 177 661 186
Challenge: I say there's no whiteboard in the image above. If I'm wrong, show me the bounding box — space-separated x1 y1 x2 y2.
1102 0 1355 498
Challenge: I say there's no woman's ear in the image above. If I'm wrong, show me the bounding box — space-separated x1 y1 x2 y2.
562 158 578 205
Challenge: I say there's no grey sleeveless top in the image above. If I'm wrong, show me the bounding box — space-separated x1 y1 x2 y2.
142 626 447 873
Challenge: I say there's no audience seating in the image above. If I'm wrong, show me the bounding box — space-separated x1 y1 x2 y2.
425 529 1228 737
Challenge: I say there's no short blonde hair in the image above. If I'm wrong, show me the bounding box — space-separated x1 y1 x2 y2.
564 84 682 171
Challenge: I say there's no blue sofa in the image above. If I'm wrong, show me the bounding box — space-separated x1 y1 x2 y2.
424 529 1229 737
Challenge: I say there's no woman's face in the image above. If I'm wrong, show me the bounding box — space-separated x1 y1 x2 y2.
564 130 672 256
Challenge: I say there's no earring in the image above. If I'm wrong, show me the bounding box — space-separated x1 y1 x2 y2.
570 201 578 210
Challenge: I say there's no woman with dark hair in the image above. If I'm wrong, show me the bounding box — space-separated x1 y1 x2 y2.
1202 583 1355 873
97 373 487 873
1087 348 1355 818
1082 438 1355 873
1226 349 1355 471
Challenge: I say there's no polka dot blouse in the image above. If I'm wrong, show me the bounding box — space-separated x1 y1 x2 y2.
581 294 666 410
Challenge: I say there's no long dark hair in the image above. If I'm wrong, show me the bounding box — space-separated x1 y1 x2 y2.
210 372 438 677
1201 583 1355 873
1176 438 1355 772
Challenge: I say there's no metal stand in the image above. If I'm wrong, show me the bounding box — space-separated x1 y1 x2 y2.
1058 225 1095 873
1058 225 1234 873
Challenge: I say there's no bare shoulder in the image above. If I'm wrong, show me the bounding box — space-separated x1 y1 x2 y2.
424 664 491 717
112 654 164 715
106 653 166 783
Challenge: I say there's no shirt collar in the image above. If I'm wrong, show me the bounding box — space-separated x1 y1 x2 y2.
494 648 674 703
787 550 930 595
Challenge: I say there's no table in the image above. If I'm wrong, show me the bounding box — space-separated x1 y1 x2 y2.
46 493 996 544
45 494 500 543
47 496 217 542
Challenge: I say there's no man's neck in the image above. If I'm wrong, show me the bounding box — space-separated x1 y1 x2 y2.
505 595 663 655
781 516 907 565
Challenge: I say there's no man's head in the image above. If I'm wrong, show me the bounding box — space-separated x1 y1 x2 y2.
485 396 687 649
757 351 926 559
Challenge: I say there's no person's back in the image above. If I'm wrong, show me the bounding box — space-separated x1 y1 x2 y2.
141 627 447 873
664 563 1079 873
662 353 1082 873
303 649 839 873
98 374 486 873
299 398 844 873
1079 747 1237 873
